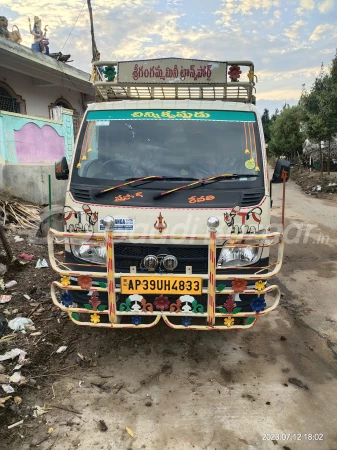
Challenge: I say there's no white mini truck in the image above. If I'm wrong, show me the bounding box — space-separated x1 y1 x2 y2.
49 58 290 330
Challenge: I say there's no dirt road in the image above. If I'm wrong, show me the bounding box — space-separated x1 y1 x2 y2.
1 179 337 450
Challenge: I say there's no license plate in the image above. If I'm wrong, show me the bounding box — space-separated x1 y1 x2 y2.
120 276 202 295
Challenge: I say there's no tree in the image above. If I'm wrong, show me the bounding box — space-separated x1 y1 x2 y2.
300 61 337 175
268 105 303 159
261 108 271 143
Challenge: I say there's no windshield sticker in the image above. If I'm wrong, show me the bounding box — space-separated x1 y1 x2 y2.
96 120 110 126
131 111 210 119
114 192 143 203
99 217 135 232
245 158 255 170
87 110 256 123
188 195 215 204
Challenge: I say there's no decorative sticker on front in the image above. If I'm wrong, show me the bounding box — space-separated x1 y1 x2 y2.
188 195 215 204
114 192 143 203
87 110 256 123
99 217 135 232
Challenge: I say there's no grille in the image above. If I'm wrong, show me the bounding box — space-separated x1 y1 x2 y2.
114 244 221 274
241 190 264 206
167 246 208 259
72 188 91 201
114 245 160 257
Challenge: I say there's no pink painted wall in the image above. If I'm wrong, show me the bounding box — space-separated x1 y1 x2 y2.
15 123 64 163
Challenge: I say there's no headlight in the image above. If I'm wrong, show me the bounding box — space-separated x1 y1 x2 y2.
71 238 106 264
217 230 266 268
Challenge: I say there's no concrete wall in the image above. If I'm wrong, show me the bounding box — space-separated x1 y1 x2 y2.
0 107 74 205
0 109 74 163
1 66 85 118
1 163 67 205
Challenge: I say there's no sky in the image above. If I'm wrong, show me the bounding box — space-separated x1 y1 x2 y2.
2 0 337 114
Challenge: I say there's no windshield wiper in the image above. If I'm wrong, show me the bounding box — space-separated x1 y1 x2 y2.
125 177 197 182
95 176 164 197
95 176 198 197
154 173 259 200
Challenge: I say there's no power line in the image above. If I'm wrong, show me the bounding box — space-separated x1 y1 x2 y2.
60 0 87 53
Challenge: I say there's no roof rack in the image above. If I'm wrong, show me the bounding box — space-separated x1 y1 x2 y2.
92 58 257 103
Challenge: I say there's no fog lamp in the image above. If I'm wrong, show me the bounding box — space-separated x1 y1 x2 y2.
143 255 158 271
162 255 178 271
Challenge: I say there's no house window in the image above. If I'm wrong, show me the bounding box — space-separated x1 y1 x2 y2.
0 83 26 114
49 98 81 138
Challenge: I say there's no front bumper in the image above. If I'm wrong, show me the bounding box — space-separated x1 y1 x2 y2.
48 229 284 330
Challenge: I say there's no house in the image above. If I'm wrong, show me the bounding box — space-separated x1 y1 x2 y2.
0 37 94 204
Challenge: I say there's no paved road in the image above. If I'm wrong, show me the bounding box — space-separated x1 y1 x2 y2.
10 179 337 450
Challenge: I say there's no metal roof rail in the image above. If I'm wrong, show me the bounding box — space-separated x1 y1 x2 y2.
92 58 257 103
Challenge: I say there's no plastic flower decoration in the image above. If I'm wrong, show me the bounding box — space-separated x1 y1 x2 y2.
132 316 142 326
61 292 74 308
223 295 236 312
245 148 250 154
255 280 266 291
255 166 260 172
90 312 100 324
154 295 170 311
228 64 242 81
224 317 235 327
103 65 116 82
61 276 71 287
181 317 192 327
89 291 101 311
250 296 266 313
78 275 92 290
232 278 247 293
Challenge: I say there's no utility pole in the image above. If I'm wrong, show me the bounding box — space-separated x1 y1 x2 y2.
87 0 100 62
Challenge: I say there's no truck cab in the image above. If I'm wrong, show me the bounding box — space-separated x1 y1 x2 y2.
49 58 286 330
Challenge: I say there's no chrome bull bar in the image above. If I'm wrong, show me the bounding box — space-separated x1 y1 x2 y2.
48 229 284 330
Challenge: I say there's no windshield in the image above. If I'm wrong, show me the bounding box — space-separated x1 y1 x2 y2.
73 109 262 182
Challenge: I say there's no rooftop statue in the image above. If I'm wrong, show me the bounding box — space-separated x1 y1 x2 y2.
28 16 49 54
0 16 22 44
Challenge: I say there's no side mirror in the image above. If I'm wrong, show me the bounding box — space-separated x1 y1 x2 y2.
272 159 291 183
55 157 69 180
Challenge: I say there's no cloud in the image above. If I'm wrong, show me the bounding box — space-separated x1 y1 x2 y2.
1 0 336 114
317 0 334 12
259 88 303 100
262 19 278 28
283 19 307 40
215 0 280 25
296 0 315 15
309 23 336 40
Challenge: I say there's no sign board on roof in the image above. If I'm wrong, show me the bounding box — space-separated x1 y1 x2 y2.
117 58 227 84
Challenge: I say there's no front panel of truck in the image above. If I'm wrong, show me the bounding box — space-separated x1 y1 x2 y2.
48 59 284 330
